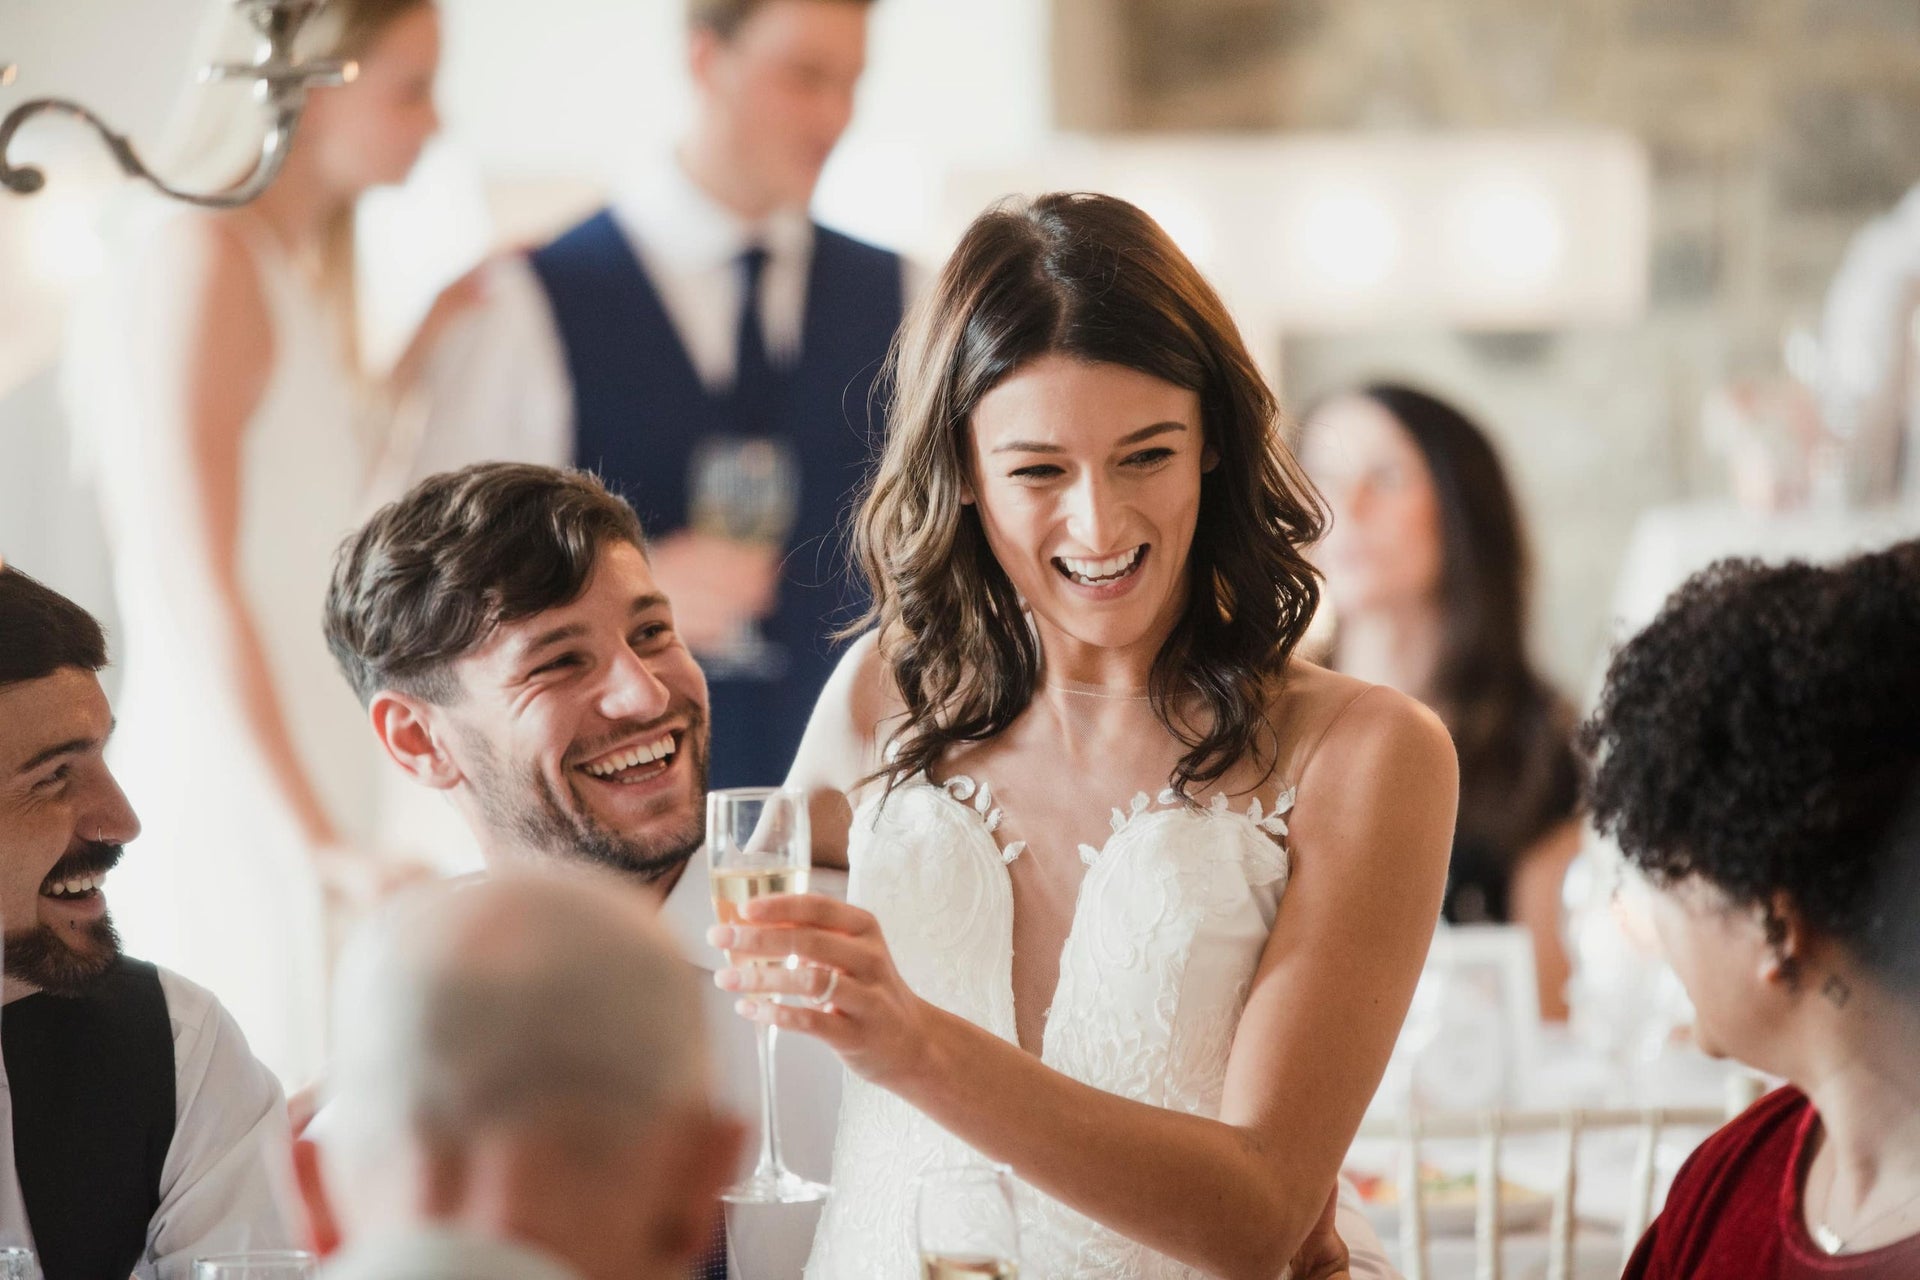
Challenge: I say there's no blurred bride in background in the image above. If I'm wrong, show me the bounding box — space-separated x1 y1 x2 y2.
62 0 473 1083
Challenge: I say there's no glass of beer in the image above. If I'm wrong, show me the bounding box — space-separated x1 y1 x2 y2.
916 1164 1021 1278
709 785 830 1204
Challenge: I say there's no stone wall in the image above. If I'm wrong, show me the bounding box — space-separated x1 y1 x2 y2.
1052 0 1920 691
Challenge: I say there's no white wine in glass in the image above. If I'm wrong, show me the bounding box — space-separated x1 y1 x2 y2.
922 1254 1019 1279
708 785 829 1205
711 864 810 932
915 1165 1020 1280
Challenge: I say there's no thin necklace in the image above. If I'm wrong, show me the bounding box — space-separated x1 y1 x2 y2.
1814 1154 1920 1254
1043 682 1152 702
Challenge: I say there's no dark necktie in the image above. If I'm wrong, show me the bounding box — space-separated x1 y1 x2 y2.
730 243 779 435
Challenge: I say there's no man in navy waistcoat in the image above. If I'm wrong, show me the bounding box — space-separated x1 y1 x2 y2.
414 0 908 790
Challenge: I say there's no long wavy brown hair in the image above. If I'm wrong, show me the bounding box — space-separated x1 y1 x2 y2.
854 192 1326 796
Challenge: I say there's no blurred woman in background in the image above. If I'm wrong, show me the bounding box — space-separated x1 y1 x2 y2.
65 0 468 1083
1300 383 1582 1018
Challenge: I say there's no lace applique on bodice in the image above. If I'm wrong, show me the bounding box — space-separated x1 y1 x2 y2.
803 777 1293 1279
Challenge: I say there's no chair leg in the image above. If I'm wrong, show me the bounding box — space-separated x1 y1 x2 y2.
1620 1108 1662 1270
1547 1111 1582 1280
1398 1114 1427 1280
1475 1113 1503 1280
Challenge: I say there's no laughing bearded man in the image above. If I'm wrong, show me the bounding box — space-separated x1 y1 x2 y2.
0 566 293 1279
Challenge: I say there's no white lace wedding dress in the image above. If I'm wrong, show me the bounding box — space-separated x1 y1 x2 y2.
805 774 1295 1278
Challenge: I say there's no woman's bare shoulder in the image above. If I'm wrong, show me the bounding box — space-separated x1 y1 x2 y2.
1265 659 1453 788
839 628 908 734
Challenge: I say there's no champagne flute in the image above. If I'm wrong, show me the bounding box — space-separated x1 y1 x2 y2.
916 1164 1021 1278
709 785 830 1204
688 436 800 680
191 1252 317 1280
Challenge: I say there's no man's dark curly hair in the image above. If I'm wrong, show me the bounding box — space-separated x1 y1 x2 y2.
1579 540 1920 994
325 463 646 706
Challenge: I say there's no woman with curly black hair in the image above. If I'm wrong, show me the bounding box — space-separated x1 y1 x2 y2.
1583 540 1920 1278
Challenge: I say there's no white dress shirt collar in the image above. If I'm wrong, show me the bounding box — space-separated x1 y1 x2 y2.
610 155 814 280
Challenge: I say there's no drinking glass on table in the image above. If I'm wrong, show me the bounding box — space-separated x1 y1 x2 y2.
709 784 830 1204
688 436 799 679
0 1247 39 1280
915 1164 1021 1278
191 1252 317 1280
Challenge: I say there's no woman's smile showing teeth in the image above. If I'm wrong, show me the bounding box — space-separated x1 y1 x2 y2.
578 732 679 782
1054 544 1147 587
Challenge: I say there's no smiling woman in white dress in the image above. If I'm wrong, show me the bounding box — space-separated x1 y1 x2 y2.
706 192 1458 1278
64 0 473 1084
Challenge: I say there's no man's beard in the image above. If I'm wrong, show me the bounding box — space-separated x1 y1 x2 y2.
465 708 710 885
5 841 124 996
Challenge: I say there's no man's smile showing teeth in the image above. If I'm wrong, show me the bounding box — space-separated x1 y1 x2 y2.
579 733 679 779
42 873 106 900
1055 545 1146 585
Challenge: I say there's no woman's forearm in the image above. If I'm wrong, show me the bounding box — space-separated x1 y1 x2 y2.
890 1003 1326 1280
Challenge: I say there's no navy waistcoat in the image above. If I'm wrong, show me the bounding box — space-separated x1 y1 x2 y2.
3 957 175 1280
529 209 902 787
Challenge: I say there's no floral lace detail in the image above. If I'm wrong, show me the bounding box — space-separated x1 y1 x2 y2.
938 774 1027 864
806 777 1294 1279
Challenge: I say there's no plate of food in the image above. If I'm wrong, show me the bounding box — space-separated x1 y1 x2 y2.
1348 1165 1555 1237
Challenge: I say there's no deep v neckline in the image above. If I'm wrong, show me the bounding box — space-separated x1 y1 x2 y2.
906 776 1294 1059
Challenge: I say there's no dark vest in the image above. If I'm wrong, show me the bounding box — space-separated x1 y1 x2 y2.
3 958 176 1280
529 210 904 787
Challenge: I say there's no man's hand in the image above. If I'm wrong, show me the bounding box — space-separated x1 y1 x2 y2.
648 531 781 653
1287 1183 1352 1280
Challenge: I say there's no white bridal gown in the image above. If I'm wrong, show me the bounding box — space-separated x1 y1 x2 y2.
68 207 385 1085
806 774 1307 1278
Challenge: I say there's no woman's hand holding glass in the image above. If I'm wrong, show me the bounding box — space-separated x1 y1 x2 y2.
709 892 936 1091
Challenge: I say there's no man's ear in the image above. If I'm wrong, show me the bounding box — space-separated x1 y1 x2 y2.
369 692 462 791
290 1137 343 1257
686 23 726 95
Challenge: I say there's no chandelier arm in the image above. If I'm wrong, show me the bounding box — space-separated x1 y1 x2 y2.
0 95 306 208
0 0 351 208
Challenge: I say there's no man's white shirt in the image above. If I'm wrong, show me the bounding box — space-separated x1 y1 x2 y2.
0 967 294 1278
407 157 833 483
